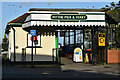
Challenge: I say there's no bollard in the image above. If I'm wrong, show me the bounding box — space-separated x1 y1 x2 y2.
22 48 25 62
90 54 92 63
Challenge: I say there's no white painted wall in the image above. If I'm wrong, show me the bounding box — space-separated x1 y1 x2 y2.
8 27 56 61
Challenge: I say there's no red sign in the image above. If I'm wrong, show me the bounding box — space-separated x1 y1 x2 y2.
30 36 38 42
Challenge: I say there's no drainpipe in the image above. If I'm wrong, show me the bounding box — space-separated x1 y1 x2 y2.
11 27 16 62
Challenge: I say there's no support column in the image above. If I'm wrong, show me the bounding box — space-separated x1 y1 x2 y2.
91 27 94 63
83 29 85 60
68 30 70 46
106 26 108 64
55 31 58 62
12 27 16 62
80 30 81 47
64 30 66 53
74 29 76 49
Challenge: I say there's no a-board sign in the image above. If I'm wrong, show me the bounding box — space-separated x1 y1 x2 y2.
30 30 36 36
98 33 105 46
73 48 83 62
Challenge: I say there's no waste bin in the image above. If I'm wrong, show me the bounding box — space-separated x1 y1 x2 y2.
2 52 8 60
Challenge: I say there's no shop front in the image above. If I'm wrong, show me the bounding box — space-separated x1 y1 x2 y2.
6 8 106 63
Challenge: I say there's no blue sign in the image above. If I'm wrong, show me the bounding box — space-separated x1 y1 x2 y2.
75 52 79 54
30 30 36 35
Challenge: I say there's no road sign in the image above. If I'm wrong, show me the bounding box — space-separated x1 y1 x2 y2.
30 30 36 36
98 33 105 46
27 34 40 47
30 36 38 42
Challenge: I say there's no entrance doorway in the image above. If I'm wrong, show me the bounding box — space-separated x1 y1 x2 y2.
57 28 92 63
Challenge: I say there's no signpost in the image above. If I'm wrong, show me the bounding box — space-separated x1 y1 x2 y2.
34 36 38 55
98 33 105 46
30 30 36 62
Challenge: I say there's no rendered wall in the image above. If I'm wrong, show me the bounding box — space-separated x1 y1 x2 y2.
8 27 56 61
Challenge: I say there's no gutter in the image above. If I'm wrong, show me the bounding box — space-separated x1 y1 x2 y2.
11 27 16 62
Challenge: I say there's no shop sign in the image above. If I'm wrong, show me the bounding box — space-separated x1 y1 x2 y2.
98 33 105 46
51 14 87 22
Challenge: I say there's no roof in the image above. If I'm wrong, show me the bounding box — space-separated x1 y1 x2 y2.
5 8 107 34
7 13 29 24
106 8 120 23
29 8 106 12
5 13 29 34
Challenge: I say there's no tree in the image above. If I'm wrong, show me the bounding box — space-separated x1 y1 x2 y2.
110 2 115 7
116 1 120 7
105 5 109 8
101 1 120 9
2 34 8 51
3 34 7 42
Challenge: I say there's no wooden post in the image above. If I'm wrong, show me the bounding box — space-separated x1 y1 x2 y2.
106 26 108 64
91 27 94 63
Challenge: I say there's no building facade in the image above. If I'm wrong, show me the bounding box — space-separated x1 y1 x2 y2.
5 8 106 63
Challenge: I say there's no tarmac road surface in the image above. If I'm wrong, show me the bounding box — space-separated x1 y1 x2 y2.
2 57 120 79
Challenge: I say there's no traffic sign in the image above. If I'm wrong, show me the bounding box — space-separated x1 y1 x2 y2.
30 36 38 42
98 33 105 46
30 30 36 35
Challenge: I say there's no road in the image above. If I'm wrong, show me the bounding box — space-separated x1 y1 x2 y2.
2 57 120 79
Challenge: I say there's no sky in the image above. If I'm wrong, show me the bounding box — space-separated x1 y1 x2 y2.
0 1 119 43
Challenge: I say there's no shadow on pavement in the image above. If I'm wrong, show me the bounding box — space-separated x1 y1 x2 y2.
1 57 120 79
2 63 120 79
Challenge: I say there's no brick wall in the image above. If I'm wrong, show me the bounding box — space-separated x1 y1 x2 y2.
107 50 120 64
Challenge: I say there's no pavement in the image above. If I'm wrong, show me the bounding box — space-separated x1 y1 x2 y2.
1 57 120 79
60 57 120 78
